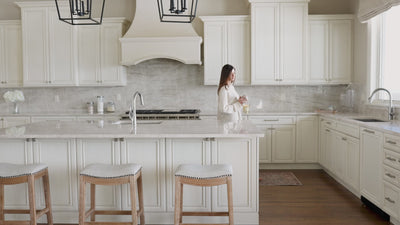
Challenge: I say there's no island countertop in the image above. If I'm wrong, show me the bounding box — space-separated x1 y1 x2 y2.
0 118 264 139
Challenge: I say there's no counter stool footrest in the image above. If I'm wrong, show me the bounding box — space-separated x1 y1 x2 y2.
182 212 229 217
181 223 230 225
84 222 135 225
2 221 31 225
3 208 49 216
93 210 136 215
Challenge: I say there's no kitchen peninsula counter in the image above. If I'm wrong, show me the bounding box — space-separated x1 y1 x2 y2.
0 119 262 224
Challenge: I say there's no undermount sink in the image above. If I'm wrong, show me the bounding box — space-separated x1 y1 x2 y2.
112 120 163 125
353 118 386 122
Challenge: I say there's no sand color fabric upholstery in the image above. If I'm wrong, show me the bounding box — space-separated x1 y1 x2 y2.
175 164 233 179
80 163 142 178
0 163 48 178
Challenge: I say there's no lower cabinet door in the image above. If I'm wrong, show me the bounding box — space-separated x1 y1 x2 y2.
121 138 166 212
0 139 32 212
211 138 257 213
383 181 400 219
257 125 272 163
271 125 296 163
166 138 211 212
77 139 121 212
33 138 77 211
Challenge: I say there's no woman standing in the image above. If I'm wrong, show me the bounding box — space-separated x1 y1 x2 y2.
217 64 246 121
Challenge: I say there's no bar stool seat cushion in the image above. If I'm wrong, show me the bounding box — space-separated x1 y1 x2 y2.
80 163 142 179
175 164 232 179
0 163 48 178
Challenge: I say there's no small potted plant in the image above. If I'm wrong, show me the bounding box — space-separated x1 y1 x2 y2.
3 90 25 114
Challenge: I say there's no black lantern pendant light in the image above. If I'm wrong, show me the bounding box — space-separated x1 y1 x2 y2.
157 0 199 23
55 0 106 25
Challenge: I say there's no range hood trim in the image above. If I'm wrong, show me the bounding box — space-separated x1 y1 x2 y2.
120 36 203 66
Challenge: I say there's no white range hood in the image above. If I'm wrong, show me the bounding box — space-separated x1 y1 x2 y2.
120 0 202 65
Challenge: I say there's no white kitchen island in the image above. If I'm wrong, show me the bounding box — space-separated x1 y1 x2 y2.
0 119 263 224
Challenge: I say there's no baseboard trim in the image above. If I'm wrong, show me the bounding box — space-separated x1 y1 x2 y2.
259 163 322 170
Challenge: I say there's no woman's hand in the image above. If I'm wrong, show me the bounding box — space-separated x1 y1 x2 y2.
238 96 247 105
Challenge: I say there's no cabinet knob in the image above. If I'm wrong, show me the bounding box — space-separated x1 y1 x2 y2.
387 140 397 145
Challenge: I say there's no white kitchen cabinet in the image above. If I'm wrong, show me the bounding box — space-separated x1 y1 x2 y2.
77 18 128 86
308 15 353 84
211 138 258 214
166 138 211 212
1 116 30 128
201 16 251 85
32 138 77 211
0 21 23 87
345 135 360 192
76 139 121 212
250 116 296 163
17 2 76 86
360 127 383 207
296 116 318 162
0 139 32 212
121 138 166 212
249 1 308 85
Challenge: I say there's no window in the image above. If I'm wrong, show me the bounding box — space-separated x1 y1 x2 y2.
369 5 400 102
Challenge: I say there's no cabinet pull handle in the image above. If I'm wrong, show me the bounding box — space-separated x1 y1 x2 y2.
325 129 330 132
385 173 396 179
385 197 395 204
363 129 375 134
26 138 30 142
264 119 279 122
32 138 37 142
342 137 347 141
203 138 210 141
387 140 397 145
209 137 216 142
386 157 396 162
119 138 125 142
326 122 332 125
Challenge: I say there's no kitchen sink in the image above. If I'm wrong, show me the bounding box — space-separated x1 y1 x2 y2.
353 118 386 122
112 120 163 125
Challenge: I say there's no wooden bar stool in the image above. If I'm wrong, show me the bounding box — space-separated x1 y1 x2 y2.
174 164 234 225
0 162 53 225
79 163 145 225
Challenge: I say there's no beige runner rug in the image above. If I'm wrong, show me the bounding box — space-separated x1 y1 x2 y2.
259 170 302 186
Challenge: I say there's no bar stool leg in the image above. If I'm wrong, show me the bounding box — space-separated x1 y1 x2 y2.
79 176 86 225
227 176 234 225
43 169 53 225
137 173 145 225
179 182 183 224
129 176 138 225
0 184 4 222
174 177 182 225
28 174 37 225
90 184 96 221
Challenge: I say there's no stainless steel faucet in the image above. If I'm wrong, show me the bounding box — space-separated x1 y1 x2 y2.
129 91 144 128
368 88 395 120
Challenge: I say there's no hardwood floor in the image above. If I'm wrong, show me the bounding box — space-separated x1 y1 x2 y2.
260 170 390 225
45 170 390 225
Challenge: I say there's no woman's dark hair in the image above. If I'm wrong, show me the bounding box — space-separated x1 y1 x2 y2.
217 64 235 94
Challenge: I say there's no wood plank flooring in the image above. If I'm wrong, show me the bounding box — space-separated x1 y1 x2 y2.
45 170 390 225
260 170 390 225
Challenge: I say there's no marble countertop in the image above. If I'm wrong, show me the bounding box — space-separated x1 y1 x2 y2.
319 112 400 136
0 119 264 139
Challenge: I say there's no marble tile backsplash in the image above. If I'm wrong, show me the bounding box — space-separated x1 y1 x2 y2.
0 59 348 115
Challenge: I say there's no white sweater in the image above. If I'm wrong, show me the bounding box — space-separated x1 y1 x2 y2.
217 85 242 121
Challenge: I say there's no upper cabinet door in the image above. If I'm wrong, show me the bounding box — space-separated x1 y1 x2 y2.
203 20 226 85
308 20 329 83
329 19 352 83
279 3 307 84
48 8 76 86
227 19 251 85
0 22 23 87
77 26 101 86
251 3 279 84
21 8 49 86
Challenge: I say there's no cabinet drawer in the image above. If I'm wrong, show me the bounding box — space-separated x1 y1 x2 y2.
336 122 359 138
385 134 400 153
320 118 336 129
249 116 296 125
383 165 400 187
384 149 400 170
383 181 400 219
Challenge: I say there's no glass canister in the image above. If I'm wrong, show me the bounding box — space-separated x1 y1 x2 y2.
96 96 104 114
106 102 115 113
87 102 94 114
